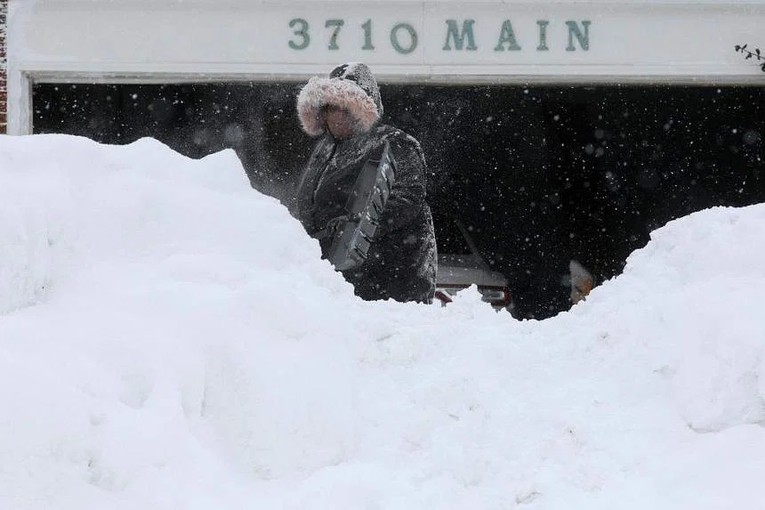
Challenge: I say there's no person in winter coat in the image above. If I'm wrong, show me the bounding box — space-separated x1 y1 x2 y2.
295 62 437 303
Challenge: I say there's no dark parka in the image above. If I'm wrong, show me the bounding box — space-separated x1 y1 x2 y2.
296 63 437 303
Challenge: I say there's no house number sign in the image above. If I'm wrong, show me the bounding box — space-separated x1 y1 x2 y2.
288 19 592 54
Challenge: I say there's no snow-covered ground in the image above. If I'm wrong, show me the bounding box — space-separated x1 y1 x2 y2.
1 134 764 509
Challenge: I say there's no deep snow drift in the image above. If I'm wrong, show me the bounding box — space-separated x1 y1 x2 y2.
1 134 764 509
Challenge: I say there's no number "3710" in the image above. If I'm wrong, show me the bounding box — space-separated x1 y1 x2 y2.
289 18 419 54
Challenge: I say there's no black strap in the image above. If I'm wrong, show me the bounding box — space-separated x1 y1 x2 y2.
311 214 352 240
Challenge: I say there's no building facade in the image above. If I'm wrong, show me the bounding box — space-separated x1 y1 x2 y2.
6 0 765 133
4 0 765 317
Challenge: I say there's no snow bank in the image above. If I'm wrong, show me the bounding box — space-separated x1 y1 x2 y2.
0 134 763 509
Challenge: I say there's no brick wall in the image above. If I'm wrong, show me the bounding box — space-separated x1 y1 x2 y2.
0 0 7 134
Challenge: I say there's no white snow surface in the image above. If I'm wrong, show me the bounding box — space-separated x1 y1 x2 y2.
1 134 764 509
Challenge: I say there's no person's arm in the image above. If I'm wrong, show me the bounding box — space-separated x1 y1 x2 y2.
376 134 428 235
295 136 334 232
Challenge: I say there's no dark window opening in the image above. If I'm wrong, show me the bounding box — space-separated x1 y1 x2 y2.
33 83 765 319
32 83 308 203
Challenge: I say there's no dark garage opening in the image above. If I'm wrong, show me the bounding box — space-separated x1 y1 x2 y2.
33 82 765 319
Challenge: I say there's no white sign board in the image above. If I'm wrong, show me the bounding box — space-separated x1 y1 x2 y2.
7 0 765 133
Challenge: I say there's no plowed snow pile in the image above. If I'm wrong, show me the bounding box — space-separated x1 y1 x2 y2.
1 134 764 510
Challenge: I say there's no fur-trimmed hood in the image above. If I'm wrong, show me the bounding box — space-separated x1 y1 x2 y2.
297 62 383 137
